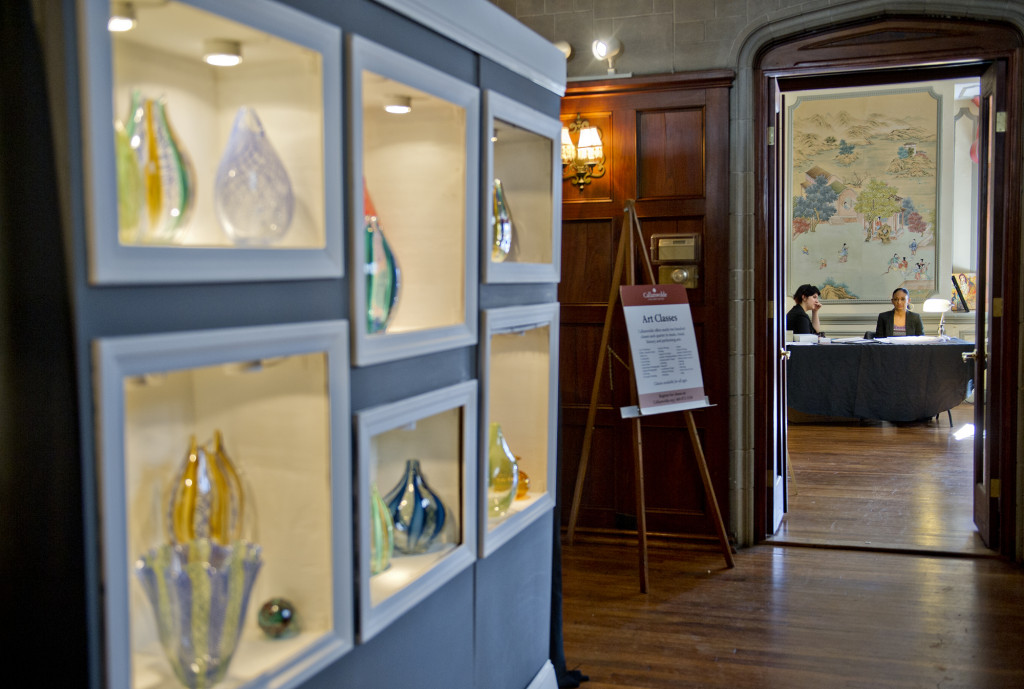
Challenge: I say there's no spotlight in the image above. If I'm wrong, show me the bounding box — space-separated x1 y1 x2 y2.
553 40 573 60
203 39 243 67
384 95 412 114
592 37 623 73
108 1 137 32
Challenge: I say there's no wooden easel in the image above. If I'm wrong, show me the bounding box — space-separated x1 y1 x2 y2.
565 201 734 592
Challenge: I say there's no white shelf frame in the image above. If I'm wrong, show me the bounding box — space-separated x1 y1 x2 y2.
94 320 353 689
354 380 478 642
347 35 480 366
77 0 343 284
478 303 559 557
482 90 562 284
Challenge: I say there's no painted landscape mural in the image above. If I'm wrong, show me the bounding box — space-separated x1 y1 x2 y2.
787 88 941 303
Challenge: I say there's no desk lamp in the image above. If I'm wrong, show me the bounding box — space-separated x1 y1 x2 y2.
923 296 952 338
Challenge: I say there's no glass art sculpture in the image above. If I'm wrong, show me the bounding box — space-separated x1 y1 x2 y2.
214 107 295 246
125 90 195 244
114 118 143 243
370 483 394 574
487 423 519 518
363 182 401 333
257 597 299 639
135 538 262 689
167 432 246 546
515 465 530 500
383 459 454 554
491 178 517 262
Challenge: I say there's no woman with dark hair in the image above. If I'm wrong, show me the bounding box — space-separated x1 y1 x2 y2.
875 287 924 337
786 283 823 335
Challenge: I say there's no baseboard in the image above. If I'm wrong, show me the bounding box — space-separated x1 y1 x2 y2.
525 660 557 689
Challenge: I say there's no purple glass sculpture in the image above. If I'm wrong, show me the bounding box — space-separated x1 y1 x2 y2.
135 538 262 689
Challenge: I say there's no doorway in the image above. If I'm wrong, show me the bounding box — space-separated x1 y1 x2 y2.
752 16 1022 558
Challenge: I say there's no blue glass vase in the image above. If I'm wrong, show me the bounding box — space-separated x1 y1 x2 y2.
383 459 453 554
214 107 295 246
364 182 401 333
135 538 262 689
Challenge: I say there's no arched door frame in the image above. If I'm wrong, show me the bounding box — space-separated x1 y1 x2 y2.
731 6 1023 559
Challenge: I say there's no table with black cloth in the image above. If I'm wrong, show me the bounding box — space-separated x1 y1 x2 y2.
786 338 974 422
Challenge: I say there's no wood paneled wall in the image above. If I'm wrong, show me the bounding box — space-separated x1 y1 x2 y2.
559 71 734 538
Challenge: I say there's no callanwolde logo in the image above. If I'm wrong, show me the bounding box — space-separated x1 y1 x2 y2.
642 288 668 300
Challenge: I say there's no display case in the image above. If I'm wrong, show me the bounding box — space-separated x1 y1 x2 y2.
347 35 479 366
354 381 478 641
94 321 352 689
78 0 342 283
478 303 559 557
482 90 561 284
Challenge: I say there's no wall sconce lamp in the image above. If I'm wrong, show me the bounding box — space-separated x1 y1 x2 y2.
561 113 605 191
923 296 952 338
592 37 622 74
203 39 243 67
384 95 412 114
108 1 137 32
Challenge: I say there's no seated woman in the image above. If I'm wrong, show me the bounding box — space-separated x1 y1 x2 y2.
786 283 823 335
875 287 924 337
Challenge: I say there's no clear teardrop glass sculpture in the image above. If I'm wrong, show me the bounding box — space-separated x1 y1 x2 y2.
214 106 295 246
370 483 394 574
491 178 517 262
383 459 454 554
114 118 143 243
487 423 519 519
125 90 196 244
364 182 401 333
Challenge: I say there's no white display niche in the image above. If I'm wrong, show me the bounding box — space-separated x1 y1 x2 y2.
78 0 342 283
347 35 479 366
354 380 478 642
478 303 559 557
94 321 352 689
482 90 562 283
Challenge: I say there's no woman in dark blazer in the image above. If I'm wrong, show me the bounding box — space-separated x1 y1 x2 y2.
875 287 924 337
786 283 823 335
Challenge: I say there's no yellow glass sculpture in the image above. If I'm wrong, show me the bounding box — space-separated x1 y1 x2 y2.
167 431 245 545
487 423 519 518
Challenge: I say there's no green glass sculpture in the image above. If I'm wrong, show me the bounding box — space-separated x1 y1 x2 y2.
114 118 143 243
491 178 517 262
125 90 195 244
370 482 394 574
487 423 519 519
363 181 401 333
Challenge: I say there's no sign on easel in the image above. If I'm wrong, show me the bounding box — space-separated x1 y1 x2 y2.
619 283 708 417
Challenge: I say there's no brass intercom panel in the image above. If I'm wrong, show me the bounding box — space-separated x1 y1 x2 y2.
650 233 701 288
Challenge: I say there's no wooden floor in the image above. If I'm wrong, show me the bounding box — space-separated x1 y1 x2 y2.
559 403 1024 688
776 402 989 555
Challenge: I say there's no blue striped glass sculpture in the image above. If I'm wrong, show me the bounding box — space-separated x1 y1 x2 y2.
383 459 453 554
135 538 262 689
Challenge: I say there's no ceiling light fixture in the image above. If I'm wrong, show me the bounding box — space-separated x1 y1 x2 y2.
203 39 243 67
384 95 412 114
108 1 137 32
591 37 623 74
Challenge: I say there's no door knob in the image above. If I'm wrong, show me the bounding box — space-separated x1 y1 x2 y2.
962 350 977 362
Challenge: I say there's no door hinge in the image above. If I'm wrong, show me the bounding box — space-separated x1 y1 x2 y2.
767 126 775 146
996 112 1007 133
991 478 1001 495
993 297 1003 317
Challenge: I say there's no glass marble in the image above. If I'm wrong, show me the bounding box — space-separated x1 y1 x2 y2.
258 597 299 639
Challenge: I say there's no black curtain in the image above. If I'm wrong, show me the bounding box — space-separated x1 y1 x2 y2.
0 0 88 682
